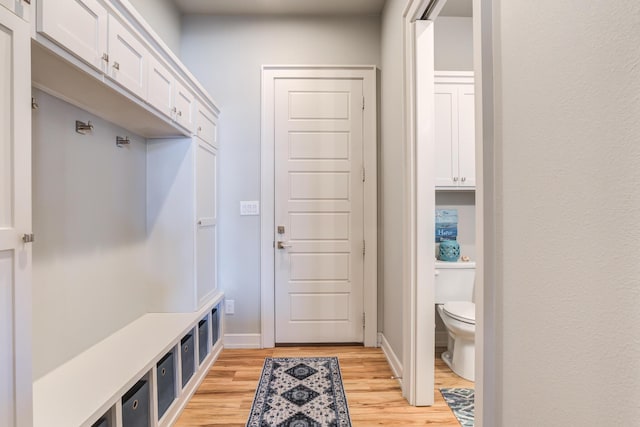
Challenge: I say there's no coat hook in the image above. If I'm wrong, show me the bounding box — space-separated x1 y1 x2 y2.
116 136 130 147
75 120 94 134
31 97 39 110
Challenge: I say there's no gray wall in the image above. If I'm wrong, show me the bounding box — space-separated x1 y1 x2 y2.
380 0 409 361
180 15 381 335
129 0 182 55
434 17 473 71
32 90 148 380
494 1 640 424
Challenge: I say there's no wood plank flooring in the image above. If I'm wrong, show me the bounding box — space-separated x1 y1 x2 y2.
175 346 473 426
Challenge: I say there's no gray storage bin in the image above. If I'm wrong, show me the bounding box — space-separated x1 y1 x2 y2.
92 416 109 427
156 351 175 420
181 333 195 387
122 379 150 427
198 318 209 363
211 307 219 345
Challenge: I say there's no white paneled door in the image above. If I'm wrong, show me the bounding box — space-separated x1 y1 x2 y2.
274 78 364 343
0 6 32 426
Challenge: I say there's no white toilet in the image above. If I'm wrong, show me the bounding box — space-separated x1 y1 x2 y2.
435 261 476 381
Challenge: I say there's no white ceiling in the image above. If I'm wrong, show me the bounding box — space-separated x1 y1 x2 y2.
174 0 386 16
174 0 470 18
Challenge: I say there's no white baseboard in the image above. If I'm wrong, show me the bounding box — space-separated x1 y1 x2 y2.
379 333 403 384
224 333 262 349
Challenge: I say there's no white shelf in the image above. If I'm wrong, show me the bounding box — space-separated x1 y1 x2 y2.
32 292 224 427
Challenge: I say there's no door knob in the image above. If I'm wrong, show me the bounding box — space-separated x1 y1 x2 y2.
277 241 292 249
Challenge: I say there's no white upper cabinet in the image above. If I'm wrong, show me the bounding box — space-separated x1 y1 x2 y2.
434 72 475 189
174 80 195 132
457 84 475 187
196 103 218 148
38 0 108 72
34 0 219 139
147 54 174 118
107 15 147 99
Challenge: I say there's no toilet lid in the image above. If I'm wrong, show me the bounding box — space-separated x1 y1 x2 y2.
443 301 475 324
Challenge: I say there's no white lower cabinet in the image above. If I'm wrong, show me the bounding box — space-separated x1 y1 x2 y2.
434 72 475 189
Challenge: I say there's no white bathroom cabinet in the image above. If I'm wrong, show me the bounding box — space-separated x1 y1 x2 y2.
20 0 223 426
0 6 32 427
434 72 475 189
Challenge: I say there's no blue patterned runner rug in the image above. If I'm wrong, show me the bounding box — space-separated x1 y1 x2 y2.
246 357 352 427
440 388 474 427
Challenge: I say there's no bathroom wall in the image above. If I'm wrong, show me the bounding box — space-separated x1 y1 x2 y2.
31 90 148 380
436 191 476 260
434 17 473 71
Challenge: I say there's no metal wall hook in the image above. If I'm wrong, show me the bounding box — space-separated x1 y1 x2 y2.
116 136 130 147
75 120 94 134
31 97 39 110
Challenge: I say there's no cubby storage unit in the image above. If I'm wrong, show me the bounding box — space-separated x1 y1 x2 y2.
26 0 224 426
180 333 196 389
32 296 224 427
212 305 221 347
156 352 175 421
198 318 210 364
122 379 150 427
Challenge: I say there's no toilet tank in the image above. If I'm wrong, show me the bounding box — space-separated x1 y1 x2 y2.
434 261 475 304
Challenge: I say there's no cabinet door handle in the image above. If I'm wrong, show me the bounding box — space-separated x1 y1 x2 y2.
113 62 120 71
453 177 459 182
198 126 202 132
178 111 182 117
102 53 109 63
461 177 466 182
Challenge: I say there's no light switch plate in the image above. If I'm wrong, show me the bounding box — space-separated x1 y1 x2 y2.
240 200 260 216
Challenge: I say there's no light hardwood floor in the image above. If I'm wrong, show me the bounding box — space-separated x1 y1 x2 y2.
175 346 473 426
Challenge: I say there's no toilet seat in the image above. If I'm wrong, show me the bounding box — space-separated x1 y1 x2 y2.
443 301 475 324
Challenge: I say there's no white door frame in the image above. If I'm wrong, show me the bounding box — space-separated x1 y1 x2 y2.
260 66 378 348
401 0 496 422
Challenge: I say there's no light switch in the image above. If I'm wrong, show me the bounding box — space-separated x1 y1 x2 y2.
240 200 260 216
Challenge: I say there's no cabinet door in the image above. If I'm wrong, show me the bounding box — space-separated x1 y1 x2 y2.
195 105 218 148
174 80 195 132
147 55 174 118
457 84 475 187
38 0 108 72
0 7 32 427
196 141 217 307
434 84 458 187
107 15 147 99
